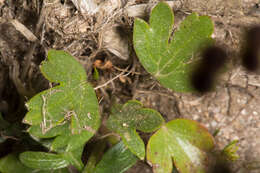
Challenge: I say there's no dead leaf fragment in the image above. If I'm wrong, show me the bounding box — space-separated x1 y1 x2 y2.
94 60 113 70
102 25 129 60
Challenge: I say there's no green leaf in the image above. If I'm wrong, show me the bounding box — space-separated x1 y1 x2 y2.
0 154 33 173
94 141 138 173
62 146 84 170
28 123 70 139
133 2 214 92
19 152 69 170
93 67 99 80
23 50 100 152
147 119 214 173
106 100 164 160
0 153 70 173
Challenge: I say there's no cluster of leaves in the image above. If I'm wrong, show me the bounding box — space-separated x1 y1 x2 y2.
0 2 242 173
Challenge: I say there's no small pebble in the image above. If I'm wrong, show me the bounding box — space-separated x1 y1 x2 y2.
193 115 199 120
241 109 247 115
211 120 217 127
253 111 258 115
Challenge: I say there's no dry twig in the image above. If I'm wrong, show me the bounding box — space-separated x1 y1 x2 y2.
94 67 131 90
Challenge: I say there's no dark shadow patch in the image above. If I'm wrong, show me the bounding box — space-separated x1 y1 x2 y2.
209 160 233 173
241 25 260 72
191 46 227 93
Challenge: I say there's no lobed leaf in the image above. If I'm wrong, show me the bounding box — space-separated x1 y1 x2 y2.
147 119 214 173
133 2 214 92
106 100 164 160
23 50 100 154
94 141 138 173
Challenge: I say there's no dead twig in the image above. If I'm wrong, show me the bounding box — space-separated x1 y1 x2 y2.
226 96 254 127
94 66 131 90
21 4 46 81
114 66 141 75
9 61 35 97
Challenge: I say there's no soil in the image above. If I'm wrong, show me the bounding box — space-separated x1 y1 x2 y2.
0 0 260 173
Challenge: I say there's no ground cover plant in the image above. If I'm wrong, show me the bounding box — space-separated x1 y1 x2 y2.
0 1 252 173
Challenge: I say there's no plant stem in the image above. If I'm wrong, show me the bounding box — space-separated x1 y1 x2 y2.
82 141 106 173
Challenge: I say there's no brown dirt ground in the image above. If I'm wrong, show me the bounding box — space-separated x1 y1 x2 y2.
0 0 260 173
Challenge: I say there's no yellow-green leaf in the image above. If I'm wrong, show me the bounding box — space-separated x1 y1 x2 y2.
147 119 214 173
222 140 239 161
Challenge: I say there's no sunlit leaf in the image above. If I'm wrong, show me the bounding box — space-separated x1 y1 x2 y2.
147 119 214 173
